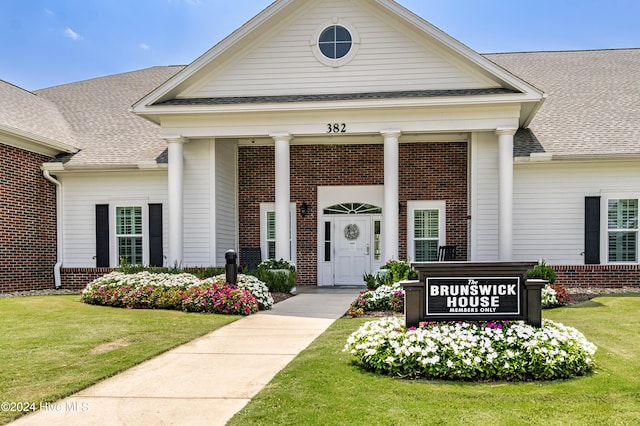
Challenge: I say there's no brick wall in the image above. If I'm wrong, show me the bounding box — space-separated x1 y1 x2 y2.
238 141 469 286
60 267 113 291
0 144 57 292
555 265 640 288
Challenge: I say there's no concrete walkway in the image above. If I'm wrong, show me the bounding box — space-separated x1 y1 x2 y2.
11 287 362 426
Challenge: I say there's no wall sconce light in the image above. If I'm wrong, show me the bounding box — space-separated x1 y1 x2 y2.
300 201 310 218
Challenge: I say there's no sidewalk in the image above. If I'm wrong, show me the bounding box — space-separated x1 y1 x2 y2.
11 287 363 426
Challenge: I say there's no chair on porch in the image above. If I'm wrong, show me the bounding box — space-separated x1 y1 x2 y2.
239 247 262 272
438 245 457 262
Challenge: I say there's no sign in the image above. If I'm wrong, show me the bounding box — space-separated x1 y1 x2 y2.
426 277 521 317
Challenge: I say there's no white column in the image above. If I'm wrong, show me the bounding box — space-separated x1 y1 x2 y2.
382 130 401 261
496 128 517 261
166 136 187 266
272 134 292 261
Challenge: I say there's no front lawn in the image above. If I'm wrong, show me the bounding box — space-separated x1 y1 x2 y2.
228 294 640 426
0 295 238 425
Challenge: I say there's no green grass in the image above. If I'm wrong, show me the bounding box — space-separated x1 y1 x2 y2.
228 294 640 426
0 295 238 424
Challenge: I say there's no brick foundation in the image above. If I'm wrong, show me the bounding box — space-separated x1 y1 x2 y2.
555 265 640 288
60 267 114 291
0 144 57 293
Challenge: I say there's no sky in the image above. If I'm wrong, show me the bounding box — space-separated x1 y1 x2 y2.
1 0 639 91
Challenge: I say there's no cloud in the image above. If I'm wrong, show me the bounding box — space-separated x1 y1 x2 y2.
139 43 151 50
64 27 83 41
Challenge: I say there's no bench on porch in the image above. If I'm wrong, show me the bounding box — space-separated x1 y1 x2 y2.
438 245 457 262
239 247 262 272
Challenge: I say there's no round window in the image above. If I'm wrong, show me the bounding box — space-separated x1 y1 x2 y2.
318 25 352 59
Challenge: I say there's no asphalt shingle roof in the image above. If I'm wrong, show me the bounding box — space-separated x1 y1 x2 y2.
485 49 640 157
3 49 639 165
34 66 183 166
0 79 75 147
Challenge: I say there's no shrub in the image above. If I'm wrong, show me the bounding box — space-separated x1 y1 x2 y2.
252 259 297 293
345 317 597 381
257 258 296 272
81 271 266 315
527 259 557 284
114 260 225 279
209 274 273 310
187 266 226 279
542 284 571 308
349 282 404 317
365 260 418 289
181 283 258 315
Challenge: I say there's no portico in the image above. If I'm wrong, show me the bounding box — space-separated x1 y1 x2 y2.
133 0 544 286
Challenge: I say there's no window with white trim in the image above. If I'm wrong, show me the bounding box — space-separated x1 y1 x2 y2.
116 206 143 265
407 201 446 262
310 19 360 67
607 198 638 263
260 203 296 263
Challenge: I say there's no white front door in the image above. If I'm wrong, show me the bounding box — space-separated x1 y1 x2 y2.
334 216 374 285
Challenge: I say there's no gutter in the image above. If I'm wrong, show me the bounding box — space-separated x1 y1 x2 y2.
42 170 63 288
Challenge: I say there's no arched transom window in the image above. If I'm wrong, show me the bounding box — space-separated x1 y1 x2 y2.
323 203 382 215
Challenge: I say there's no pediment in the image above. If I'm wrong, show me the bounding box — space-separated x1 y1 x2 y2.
134 0 543 124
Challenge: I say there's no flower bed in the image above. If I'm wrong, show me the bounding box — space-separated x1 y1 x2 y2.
542 284 571 308
81 271 272 315
350 282 569 318
345 317 597 381
208 273 274 310
348 282 404 317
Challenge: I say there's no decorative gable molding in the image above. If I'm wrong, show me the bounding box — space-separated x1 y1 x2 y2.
133 0 545 128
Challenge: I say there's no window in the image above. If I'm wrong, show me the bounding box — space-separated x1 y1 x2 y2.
96 203 162 268
607 199 638 262
407 201 446 262
260 203 296 263
324 221 332 262
266 211 276 260
319 25 352 59
310 19 360 67
116 206 143 265
414 210 439 261
323 203 382 215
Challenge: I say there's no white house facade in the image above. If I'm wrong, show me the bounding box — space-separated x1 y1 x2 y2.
2 0 639 291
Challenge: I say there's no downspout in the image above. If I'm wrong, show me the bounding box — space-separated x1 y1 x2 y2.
43 170 63 288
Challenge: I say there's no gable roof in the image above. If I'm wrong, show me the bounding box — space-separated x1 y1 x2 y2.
0 80 77 156
486 49 640 158
35 66 183 167
133 0 544 127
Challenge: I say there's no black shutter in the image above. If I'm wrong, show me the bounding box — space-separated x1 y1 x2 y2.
95 204 110 267
149 204 163 267
584 196 601 265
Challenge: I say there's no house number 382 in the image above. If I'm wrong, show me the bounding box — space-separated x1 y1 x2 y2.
327 123 347 133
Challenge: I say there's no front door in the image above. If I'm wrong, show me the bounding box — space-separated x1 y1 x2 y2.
334 216 381 285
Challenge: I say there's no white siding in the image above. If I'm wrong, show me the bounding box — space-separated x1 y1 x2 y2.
183 140 214 266
471 132 499 260
180 0 497 99
60 171 167 267
215 139 238 265
513 160 640 265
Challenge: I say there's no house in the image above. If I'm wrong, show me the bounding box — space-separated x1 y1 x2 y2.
1 0 639 293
